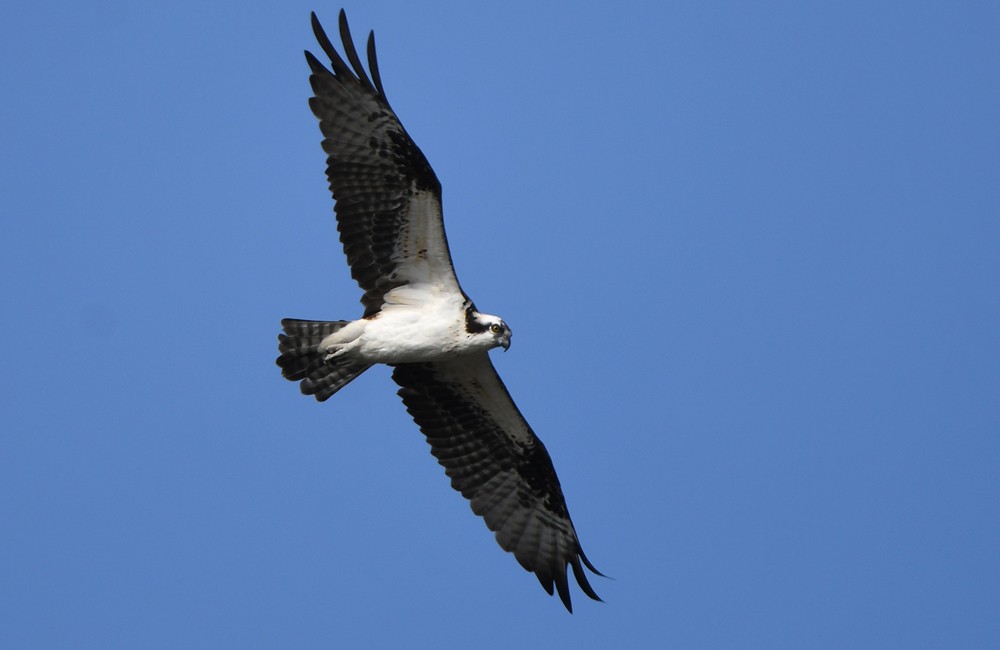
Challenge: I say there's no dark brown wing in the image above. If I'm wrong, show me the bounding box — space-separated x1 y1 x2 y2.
307 10 464 316
392 356 603 612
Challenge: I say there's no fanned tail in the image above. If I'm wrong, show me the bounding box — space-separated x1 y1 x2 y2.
277 319 370 401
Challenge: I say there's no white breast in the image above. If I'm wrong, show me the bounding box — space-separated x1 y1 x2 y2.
355 286 473 363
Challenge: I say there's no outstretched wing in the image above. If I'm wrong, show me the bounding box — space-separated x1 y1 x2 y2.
392 356 603 612
307 10 464 316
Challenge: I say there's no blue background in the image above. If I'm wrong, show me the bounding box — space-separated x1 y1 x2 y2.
2 1 998 647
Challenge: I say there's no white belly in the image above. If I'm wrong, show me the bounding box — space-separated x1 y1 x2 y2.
358 304 466 362
318 287 487 364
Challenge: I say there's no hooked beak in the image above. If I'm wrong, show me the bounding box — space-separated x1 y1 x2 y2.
500 335 511 352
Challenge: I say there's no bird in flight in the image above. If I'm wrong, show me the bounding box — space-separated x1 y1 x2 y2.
277 9 602 611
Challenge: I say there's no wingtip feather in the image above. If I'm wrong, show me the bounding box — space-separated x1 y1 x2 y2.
553 570 573 612
367 31 389 104
311 11 351 78
570 555 604 603
338 8 373 90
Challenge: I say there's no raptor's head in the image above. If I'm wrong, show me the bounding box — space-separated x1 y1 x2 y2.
466 310 512 351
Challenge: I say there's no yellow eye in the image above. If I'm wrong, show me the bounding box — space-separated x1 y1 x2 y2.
490 323 502 334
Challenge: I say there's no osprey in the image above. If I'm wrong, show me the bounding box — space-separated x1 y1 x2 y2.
277 9 602 611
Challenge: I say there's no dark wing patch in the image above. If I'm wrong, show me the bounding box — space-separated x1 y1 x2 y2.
392 356 603 612
307 10 462 316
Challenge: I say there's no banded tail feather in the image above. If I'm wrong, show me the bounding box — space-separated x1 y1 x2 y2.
277 318 371 401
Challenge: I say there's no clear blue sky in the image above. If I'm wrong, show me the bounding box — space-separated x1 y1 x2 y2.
2 1 998 647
